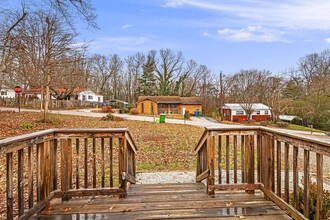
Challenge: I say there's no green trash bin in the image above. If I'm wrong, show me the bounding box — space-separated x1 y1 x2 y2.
160 114 166 123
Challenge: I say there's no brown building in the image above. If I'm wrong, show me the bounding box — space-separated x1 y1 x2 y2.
136 96 202 115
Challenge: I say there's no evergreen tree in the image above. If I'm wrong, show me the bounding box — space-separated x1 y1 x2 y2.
138 54 157 96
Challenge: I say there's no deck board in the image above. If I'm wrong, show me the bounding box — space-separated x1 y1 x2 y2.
34 183 292 220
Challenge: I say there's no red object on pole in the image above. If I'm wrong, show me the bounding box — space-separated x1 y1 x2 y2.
14 86 22 94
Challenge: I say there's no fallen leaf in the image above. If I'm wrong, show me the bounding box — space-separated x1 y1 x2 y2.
64 207 72 212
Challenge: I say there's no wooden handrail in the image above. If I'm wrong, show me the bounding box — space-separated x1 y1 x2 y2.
0 128 138 220
195 126 330 220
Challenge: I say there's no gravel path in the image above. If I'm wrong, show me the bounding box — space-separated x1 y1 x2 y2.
136 171 330 190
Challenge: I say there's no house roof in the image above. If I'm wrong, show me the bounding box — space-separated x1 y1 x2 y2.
278 115 302 122
108 99 129 105
180 97 202 105
137 96 202 105
24 87 86 94
223 103 270 111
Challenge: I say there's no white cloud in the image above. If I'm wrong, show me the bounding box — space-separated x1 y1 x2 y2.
162 0 185 7
121 24 133 30
89 36 148 52
98 36 146 46
217 26 279 42
162 0 330 30
325 38 330 43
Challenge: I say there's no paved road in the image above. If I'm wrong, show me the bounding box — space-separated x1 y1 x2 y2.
1 107 329 143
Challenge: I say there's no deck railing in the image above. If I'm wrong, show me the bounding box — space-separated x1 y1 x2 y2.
195 126 330 220
0 128 138 220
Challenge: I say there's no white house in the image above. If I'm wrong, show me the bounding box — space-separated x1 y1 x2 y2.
23 88 103 103
78 90 103 103
0 88 16 98
222 103 271 122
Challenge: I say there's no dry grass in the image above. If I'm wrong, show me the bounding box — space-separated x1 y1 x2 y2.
0 110 204 218
0 110 204 172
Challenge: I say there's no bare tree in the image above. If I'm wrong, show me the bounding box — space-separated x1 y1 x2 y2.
108 54 123 100
87 54 111 96
18 11 77 113
154 49 184 96
197 66 217 113
227 70 266 122
0 6 27 91
264 75 291 122
49 0 98 29
125 52 145 103
50 50 87 100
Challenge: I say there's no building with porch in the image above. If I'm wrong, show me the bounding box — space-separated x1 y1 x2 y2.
221 103 271 122
23 88 103 103
136 96 202 115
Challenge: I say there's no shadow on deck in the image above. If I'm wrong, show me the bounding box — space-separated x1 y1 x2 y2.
34 183 290 220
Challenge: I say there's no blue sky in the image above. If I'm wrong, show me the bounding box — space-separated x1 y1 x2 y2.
77 0 330 74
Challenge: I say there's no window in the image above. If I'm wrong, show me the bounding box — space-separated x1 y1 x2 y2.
255 110 261 115
236 110 244 115
88 95 93 100
1 91 7 96
170 104 177 108
264 110 269 115
158 104 166 108
98 97 101 102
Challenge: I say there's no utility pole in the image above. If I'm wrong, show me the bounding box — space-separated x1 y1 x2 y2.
219 71 223 121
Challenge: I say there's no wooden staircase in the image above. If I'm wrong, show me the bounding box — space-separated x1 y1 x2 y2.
35 183 291 219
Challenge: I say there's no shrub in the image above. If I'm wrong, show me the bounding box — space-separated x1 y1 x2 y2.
260 121 269 127
233 118 239 122
184 110 190 119
20 122 33 129
36 115 61 125
276 121 288 128
130 108 139 115
101 105 114 113
101 113 123 121
291 180 330 219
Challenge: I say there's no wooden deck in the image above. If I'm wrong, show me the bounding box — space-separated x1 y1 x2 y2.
34 183 291 219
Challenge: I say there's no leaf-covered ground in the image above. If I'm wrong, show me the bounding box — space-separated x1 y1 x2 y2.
0 110 204 218
0 110 204 171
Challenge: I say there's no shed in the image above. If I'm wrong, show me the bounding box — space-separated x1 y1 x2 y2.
278 115 303 124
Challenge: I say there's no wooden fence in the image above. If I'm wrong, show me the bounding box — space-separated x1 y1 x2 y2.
0 128 138 220
195 126 330 220
0 98 100 109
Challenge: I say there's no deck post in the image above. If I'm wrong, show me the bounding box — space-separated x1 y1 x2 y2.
316 153 323 220
245 135 255 194
207 135 215 195
119 136 128 198
261 134 274 193
61 138 72 201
